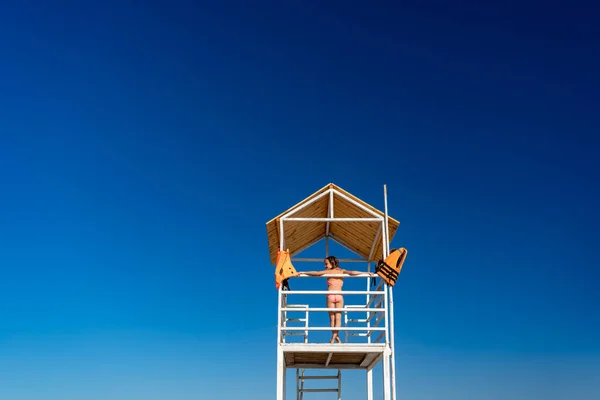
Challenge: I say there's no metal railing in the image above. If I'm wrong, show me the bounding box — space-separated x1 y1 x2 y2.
278 273 388 345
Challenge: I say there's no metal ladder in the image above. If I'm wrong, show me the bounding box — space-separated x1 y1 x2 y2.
297 368 342 400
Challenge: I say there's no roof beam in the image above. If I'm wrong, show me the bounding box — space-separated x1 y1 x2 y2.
280 188 332 219
283 218 381 222
368 224 383 261
292 257 366 263
325 190 333 236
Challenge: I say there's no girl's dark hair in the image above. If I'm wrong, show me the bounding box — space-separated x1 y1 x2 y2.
325 256 340 269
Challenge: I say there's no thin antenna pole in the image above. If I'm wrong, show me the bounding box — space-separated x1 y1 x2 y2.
384 184 397 400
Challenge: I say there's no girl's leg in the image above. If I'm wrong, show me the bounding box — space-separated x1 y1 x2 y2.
334 296 344 343
327 296 336 343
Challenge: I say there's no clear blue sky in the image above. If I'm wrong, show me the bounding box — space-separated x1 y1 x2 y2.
0 1 598 399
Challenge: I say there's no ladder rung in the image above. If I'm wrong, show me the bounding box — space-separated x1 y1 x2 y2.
300 389 338 393
299 375 339 380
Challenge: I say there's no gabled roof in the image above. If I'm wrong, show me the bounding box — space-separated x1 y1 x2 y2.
265 183 400 265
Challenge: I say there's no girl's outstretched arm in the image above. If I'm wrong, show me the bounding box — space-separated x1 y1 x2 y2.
342 270 367 276
301 270 328 276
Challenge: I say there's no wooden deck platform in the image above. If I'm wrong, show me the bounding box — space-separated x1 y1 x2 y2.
282 343 386 370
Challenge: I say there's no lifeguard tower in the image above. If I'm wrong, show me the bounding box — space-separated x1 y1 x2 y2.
266 183 407 400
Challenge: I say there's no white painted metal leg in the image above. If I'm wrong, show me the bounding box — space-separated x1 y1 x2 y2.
382 348 391 400
383 184 397 400
367 368 373 400
367 369 373 400
277 348 285 400
296 369 300 400
283 365 287 400
338 370 342 400
389 288 397 400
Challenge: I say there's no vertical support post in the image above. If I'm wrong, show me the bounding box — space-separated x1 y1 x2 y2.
383 282 390 344
382 218 390 346
304 308 309 344
296 369 300 400
382 347 392 400
384 184 397 400
330 190 334 213
300 369 304 400
367 368 373 400
283 300 288 344
379 184 391 400
337 369 342 400
277 347 285 400
279 218 285 250
277 287 282 343
326 189 334 236
381 189 389 261
367 261 372 344
277 286 285 400
283 365 287 400
326 190 333 259
278 210 286 400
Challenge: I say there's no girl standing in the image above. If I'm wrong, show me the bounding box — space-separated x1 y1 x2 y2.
302 256 363 343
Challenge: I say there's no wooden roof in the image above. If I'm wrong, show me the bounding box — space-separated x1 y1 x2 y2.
266 183 400 265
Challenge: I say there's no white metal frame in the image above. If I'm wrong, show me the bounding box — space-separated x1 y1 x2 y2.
276 185 397 400
280 274 386 341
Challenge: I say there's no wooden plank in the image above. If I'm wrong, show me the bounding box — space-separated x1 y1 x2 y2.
284 225 325 259
289 363 366 370
292 195 328 218
330 221 399 262
333 195 374 219
293 353 328 364
266 190 330 264
331 353 367 364
359 353 378 367
331 223 379 249
284 221 325 243
284 352 295 366
283 344 386 367
328 228 374 261
365 353 383 371
330 195 384 260
289 351 378 366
